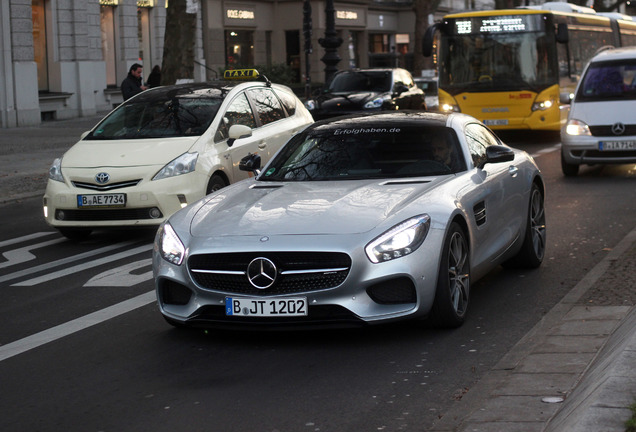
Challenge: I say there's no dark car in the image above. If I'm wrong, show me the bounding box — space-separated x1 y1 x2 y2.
305 68 427 120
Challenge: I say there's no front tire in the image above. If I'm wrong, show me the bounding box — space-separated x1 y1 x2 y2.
561 152 579 176
206 174 227 194
429 222 470 328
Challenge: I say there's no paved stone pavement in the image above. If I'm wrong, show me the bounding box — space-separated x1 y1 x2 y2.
1 115 635 431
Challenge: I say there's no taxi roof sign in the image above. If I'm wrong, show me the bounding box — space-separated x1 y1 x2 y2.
223 69 260 80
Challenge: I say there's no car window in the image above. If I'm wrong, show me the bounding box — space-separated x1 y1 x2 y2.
247 88 286 126
214 92 257 142
275 88 297 116
260 125 464 181
576 59 636 101
464 123 500 167
328 71 392 93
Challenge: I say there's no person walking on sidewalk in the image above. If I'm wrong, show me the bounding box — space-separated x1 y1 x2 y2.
121 63 148 101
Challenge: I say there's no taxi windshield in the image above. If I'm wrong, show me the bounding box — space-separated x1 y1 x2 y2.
86 86 225 140
260 124 465 181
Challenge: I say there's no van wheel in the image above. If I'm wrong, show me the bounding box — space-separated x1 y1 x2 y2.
561 152 579 176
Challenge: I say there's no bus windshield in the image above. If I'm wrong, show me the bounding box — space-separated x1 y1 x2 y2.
439 15 558 95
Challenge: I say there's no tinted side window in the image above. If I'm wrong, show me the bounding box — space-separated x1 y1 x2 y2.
214 92 257 142
465 123 499 167
248 88 286 126
275 89 296 116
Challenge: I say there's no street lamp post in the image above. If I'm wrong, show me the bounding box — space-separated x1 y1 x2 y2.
318 0 342 84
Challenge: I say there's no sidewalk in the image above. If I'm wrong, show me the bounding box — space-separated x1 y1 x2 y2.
1 115 635 431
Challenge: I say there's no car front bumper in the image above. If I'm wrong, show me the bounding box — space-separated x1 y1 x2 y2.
561 134 636 166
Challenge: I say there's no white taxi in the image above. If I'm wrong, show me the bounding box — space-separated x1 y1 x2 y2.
43 70 313 239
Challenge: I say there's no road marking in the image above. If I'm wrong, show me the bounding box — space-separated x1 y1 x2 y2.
13 244 153 286
84 258 153 287
0 238 66 270
0 232 56 248
0 241 139 284
530 144 560 158
0 291 156 362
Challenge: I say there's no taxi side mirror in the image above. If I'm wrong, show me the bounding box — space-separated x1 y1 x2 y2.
227 124 253 147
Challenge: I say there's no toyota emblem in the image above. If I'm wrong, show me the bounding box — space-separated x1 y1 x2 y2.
247 257 277 289
611 122 625 136
95 172 110 184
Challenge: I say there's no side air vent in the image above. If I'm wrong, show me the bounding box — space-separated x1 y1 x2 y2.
473 201 486 226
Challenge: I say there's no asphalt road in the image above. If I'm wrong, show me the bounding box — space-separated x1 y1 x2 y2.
1 131 635 431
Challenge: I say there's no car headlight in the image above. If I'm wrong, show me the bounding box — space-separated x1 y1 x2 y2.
565 119 591 136
531 99 554 111
158 223 186 265
441 103 460 113
153 152 198 181
305 100 316 111
365 215 431 263
48 157 64 182
364 96 389 109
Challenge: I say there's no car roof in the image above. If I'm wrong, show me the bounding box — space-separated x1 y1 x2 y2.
590 46 636 62
128 79 275 104
306 111 453 132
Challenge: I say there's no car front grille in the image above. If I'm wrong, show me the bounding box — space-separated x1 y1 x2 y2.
72 179 142 191
589 125 636 136
188 252 352 295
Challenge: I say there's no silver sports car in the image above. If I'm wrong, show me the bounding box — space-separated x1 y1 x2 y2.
153 112 546 329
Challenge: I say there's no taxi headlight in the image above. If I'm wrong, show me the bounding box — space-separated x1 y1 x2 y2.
305 100 316 111
153 152 198 181
158 223 186 266
565 119 591 136
48 158 64 183
365 215 431 263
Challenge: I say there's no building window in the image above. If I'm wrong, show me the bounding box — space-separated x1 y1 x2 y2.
32 0 49 91
225 30 254 68
369 33 390 54
101 5 117 86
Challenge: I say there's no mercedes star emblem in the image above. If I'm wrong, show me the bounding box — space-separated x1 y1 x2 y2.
247 257 277 289
611 122 626 136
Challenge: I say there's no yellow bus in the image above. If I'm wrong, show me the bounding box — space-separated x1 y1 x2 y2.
423 2 636 130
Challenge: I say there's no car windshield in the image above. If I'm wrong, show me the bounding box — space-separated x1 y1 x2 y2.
86 86 225 139
327 71 392 93
259 124 465 181
576 59 636 101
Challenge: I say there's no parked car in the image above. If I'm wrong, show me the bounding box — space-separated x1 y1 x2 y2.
43 70 314 240
305 68 427 120
561 46 636 176
153 111 546 330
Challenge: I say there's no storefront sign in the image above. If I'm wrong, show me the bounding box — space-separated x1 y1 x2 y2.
137 0 155 7
99 0 119 5
227 9 255 20
336 10 358 20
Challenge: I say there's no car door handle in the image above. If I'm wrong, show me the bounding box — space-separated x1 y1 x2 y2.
508 166 519 177
258 142 267 150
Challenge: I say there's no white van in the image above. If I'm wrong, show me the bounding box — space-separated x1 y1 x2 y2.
561 47 636 176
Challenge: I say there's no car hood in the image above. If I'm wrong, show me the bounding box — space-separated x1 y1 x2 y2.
61 137 199 168
570 100 636 126
189 178 445 237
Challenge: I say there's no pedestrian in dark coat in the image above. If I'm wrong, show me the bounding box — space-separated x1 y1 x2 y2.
121 63 147 100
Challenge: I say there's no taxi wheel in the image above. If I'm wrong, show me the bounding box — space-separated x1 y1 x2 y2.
206 174 227 194
59 228 92 241
429 222 470 328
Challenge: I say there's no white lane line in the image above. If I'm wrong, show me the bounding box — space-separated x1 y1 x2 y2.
13 244 153 286
0 241 138 284
0 238 66 270
530 144 560 158
0 232 56 248
0 291 156 362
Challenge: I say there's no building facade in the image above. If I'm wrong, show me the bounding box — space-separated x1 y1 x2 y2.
1 0 500 128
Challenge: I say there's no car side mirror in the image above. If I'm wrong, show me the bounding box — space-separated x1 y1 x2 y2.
394 84 408 95
239 153 261 174
478 145 514 169
227 124 253 147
